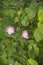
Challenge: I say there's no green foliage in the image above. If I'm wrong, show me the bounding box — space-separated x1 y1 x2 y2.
38 6 43 22
38 22 43 33
34 28 43 42
25 1 38 20
21 16 29 26
0 56 7 65
28 40 39 58
13 61 21 65
27 58 38 65
3 9 16 17
0 0 43 65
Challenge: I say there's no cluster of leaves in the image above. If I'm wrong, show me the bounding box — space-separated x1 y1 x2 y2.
0 0 43 65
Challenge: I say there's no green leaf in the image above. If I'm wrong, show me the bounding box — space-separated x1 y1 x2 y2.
28 40 38 58
17 8 23 16
38 22 43 33
38 8 43 22
14 17 19 23
27 58 38 65
33 46 39 56
0 56 7 65
14 61 21 65
21 17 29 26
7 58 14 65
34 28 43 42
25 1 38 20
28 44 32 50
28 49 35 58
27 7 35 19
3 9 16 17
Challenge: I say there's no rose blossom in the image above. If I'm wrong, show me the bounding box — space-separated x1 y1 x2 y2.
22 30 29 39
6 26 14 35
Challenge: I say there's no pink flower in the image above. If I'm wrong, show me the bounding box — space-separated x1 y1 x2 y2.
6 26 14 35
22 30 29 39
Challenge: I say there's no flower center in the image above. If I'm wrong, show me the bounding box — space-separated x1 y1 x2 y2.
9 28 12 32
23 33 27 37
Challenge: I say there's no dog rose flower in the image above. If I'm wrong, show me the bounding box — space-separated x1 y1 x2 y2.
22 30 29 39
6 26 14 35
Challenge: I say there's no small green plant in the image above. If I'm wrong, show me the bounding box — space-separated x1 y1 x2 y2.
0 0 43 65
